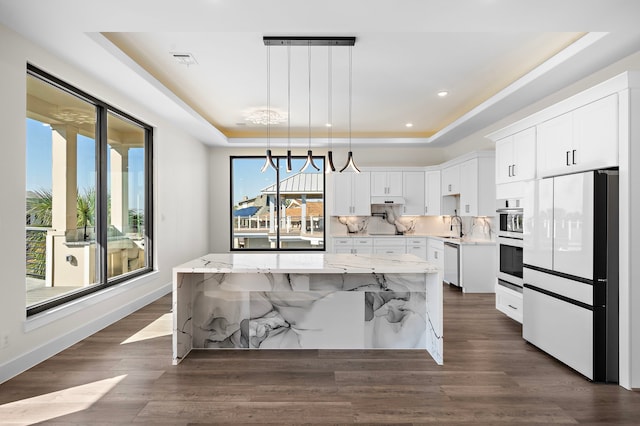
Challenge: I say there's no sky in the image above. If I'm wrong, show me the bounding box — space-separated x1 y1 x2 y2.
232 156 324 205
26 117 145 207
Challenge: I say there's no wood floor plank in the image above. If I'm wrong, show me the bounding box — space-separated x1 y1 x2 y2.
1 283 639 424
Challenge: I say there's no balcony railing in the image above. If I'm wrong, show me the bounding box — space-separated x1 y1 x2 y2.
26 226 48 279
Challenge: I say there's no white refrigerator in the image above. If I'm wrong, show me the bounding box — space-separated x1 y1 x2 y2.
522 170 618 382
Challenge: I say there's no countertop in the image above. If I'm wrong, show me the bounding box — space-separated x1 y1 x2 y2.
174 253 439 274
331 233 496 246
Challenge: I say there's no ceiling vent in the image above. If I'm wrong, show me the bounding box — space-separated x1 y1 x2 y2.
170 52 197 67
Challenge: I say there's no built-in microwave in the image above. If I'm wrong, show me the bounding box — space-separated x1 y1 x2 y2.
497 208 523 239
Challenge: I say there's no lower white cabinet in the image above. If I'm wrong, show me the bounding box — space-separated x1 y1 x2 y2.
332 237 372 254
373 237 406 255
406 237 427 260
427 238 444 271
459 244 496 293
495 282 523 323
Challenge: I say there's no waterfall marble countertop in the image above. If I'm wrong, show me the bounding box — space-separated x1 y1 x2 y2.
173 253 439 275
331 233 496 245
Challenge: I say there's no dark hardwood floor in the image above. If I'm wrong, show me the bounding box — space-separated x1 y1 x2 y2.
1 284 638 424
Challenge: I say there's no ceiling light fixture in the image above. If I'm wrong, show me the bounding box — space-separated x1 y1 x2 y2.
260 45 277 173
286 44 293 173
300 41 320 173
437 90 449 97
405 123 414 128
340 45 361 173
246 109 286 125
262 36 356 173
325 45 336 174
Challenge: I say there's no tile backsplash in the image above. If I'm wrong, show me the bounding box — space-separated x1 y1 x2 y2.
330 206 494 240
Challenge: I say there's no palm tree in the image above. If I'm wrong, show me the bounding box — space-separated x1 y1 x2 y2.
77 187 95 240
26 188 53 226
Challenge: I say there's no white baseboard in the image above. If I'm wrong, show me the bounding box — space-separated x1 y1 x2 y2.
0 280 171 384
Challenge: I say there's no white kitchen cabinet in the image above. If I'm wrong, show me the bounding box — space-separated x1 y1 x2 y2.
537 94 618 177
496 282 523 323
425 170 442 216
406 237 427 260
441 164 460 195
459 156 496 217
373 237 406 255
459 159 478 216
332 237 372 254
427 238 444 272
331 171 371 216
495 126 536 184
459 243 496 293
402 171 425 215
371 171 403 196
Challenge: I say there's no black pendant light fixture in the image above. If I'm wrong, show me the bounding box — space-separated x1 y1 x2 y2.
286 44 293 173
340 45 361 173
260 44 277 173
325 45 336 174
300 41 320 173
261 36 356 173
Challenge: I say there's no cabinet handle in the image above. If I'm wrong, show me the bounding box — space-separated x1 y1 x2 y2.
425 206 428 214
572 149 577 165
465 204 470 213
512 164 516 176
404 206 406 213
448 184 452 192
508 304 518 310
434 251 438 259
508 165 512 177
566 150 571 166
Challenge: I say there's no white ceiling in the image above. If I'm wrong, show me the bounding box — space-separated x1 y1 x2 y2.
2 0 640 148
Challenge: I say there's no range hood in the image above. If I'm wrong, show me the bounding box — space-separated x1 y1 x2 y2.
370 196 405 205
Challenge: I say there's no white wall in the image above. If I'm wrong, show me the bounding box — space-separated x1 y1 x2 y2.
0 24 210 382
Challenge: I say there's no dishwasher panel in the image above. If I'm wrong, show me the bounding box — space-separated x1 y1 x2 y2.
443 242 460 287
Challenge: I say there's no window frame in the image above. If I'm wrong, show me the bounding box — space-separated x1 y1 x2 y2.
229 155 326 252
26 64 154 317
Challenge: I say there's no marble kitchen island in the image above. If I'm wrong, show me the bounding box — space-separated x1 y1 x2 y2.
173 253 443 365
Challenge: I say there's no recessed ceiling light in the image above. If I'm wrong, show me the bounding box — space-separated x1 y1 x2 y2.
325 123 332 127
437 91 449 97
405 123 413 128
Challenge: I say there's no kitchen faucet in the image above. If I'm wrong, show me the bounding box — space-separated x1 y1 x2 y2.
450 210 463 238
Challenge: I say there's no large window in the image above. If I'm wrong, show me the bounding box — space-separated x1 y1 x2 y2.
25 65 153 316
231 156 325 250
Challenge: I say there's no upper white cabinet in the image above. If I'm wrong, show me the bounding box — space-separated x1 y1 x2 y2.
425 170 442 216
331 172 371 216
495 127 536 184
459 156 496 217
441 164 460 195
402 171 425 215
371 171 403 196
537 94 618 177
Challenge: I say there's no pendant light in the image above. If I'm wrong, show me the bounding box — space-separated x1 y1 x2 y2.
300 41 320 172
325 45 336 173
260 44 277 173
286 44 293 173
340 45 361 173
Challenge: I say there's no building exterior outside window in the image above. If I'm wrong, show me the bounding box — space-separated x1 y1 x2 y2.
230 157 325 250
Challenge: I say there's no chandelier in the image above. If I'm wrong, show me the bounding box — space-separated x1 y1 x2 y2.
260 36 359 174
